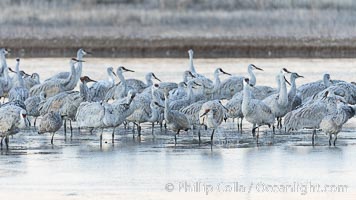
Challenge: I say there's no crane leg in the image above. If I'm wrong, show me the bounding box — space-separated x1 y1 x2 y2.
210 129 215 148
51 132 55 145
151 122 155 137
175 130 180 145
329 134 332 146
138 124 141 137
5 136 9 150
63 120 67 136
312 129 316 146
334 135 337 146
112 127 115 144
100 129 103 147
160 122 163 132
0 137 3 149
239 118 243 133
70 120 73 138
34 117 37 127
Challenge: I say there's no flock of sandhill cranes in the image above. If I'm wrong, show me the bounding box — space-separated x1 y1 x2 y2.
0 48 355 150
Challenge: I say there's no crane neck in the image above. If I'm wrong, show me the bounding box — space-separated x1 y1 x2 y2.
75 53 83 85
80 81 91 102
248 67 256 86
242 83 251 108
288 75 297 99
278 74 288 106
63 61 77 90
323 75 331 87
189 54 196 74
15 61 24 87
146 74 153 87
164 93 170 120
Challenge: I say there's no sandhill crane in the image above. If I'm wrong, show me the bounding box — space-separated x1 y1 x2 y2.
211 68 231 99
76 90 136 145
316 81 356 105
126 72 161 93
225 92 244 132
219 76 244 100
38 76 96 136
169 82 187 101
242 78 275 141
103 66 134 101
0 48 12 101
297 73 332 102
284 91 342 145
182 70 195 82
29 58 83 97
45 49 90 82
199 100 226 147
25 92 46 126
169 80 200 110
0 105 29 149
162 90 191 145
320 104 355 146
0 48 9 76
8 58 29 102
38 111 63 144
180 100 207 144
125 83 163 137
287 72 304 112
8 67 30 88
262 70 290 129
24 73 40 90
89 67 116 102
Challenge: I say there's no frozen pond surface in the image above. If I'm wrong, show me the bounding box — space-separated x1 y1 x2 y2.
1 58 356 199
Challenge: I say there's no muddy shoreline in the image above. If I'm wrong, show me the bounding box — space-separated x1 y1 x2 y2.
3 37 356 58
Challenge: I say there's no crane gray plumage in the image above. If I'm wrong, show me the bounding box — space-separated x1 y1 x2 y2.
320 103 356 146
76 90 136 144
9 58 29 102
262 70 290 129
103 66 134 101
219 76 244 100
297 73 332 102
24 73 40 90
29 58 83 97
0 104 29 149
169 80 199 110
242 78 275 139
44 49 89 84
0 48 12 100
316 81 356 105
211 68 232 99
90 67 117 102
284 91 343 145
25 92 46 126
126 72 161 93
169 82 187 101
163 89 191 145
287 72 304 111
38 111 63 144
199 100 226 146
225 92 245 132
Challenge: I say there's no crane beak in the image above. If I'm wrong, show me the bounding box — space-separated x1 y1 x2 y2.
4 48 10 54
85 51 92 55
112 71 117 76
284 76 291 86
200 109 210 117
73 58 85 62
8 67 15 73
296 73 304 78
123 67 135 72
152 73 161 82
183 82 188 87
88 78 97 82
189 71 196 78
221 69 231 76
282 68 292 73
252 65 263 71
193 81 202 86
155 102 164 108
